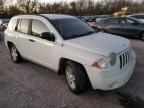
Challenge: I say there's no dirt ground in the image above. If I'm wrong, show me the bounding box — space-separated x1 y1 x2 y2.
0 32 144 108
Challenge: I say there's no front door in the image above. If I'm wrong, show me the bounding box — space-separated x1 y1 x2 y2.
120 18 140 37
105 18 122 35
27 19 56 69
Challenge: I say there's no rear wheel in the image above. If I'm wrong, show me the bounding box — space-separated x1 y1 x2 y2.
10 44 22 63
64 61 88 94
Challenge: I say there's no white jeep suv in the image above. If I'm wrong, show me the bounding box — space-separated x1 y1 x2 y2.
4 14 136 94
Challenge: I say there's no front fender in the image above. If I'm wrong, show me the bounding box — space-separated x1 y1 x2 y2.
54 44 104 70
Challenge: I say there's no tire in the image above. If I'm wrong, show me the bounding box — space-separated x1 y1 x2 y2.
64 61 88 94
10 44 22 63
140 32 144 41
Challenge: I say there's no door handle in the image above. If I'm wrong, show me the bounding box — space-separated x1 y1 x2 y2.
29 39 35 42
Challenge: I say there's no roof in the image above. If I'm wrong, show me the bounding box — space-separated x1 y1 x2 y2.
40 14 75 20
12 14 75 20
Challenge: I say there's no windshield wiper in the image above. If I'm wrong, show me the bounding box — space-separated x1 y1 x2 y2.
72 31 95 38
80 31 96 36
65 31 96 40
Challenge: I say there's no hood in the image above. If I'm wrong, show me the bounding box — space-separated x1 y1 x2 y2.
64 32 130 57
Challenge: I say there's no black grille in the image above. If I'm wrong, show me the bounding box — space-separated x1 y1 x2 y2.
119 50 130 69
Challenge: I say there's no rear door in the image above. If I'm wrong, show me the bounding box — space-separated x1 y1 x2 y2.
15 18 31 57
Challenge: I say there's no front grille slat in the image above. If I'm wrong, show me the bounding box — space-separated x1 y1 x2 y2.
125 52 128 64
126 51 129 63
119 49 131 69
120 55 122 69
128 50 130 62
123 53 125 67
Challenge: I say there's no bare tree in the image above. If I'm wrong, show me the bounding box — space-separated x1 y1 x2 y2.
0 0 8 18
0 0 5 13
17 0 39 14
1 0 144 18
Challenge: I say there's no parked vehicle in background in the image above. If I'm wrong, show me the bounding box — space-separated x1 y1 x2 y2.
128 13 144 22
76 16 99 31
84 15 111 31
76 16 87 21
95 15 111 23
2 19 10 28
0 19 10 31
96 17 144 41
85 16 98 31
0 19 6 31
5 14 136 94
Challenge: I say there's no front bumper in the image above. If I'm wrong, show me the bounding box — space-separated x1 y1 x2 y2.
84 50 136 90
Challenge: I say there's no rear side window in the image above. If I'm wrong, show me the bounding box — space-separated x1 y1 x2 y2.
121 18 127 24
8 19 18 31
108 18 120 24
121 18 137 24
31 19 50 37
17 18 30 34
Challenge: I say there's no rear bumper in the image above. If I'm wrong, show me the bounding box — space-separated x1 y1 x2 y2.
84 50 136 90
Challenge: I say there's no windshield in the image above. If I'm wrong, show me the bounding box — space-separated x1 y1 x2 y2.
50 18 96 40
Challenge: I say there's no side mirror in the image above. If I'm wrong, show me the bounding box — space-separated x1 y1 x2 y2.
40 32 55 42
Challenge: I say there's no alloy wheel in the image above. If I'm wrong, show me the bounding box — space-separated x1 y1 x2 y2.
65 66 76 90
11 46 18 61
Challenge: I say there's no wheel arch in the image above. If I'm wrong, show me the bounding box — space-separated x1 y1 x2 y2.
7 41 13 49
58 57 92 87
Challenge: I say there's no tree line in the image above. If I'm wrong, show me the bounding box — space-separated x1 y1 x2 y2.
0 0 144 18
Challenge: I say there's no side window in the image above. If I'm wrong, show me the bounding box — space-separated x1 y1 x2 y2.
32 19 50 37
121 18 127 24
8 19 18 31
17 18 29 34
108 18 120 24
127 19 135 24
121 18 136 24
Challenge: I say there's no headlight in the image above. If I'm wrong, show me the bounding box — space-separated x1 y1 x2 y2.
109 52 117 66
92 59 107 68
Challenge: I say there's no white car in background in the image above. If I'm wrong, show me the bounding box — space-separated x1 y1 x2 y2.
4 14 136 94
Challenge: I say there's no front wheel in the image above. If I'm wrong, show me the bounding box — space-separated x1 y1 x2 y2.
10 44 22 63
64 61 88 94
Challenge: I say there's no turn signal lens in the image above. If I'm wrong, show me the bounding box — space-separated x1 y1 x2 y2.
92 59 107 68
